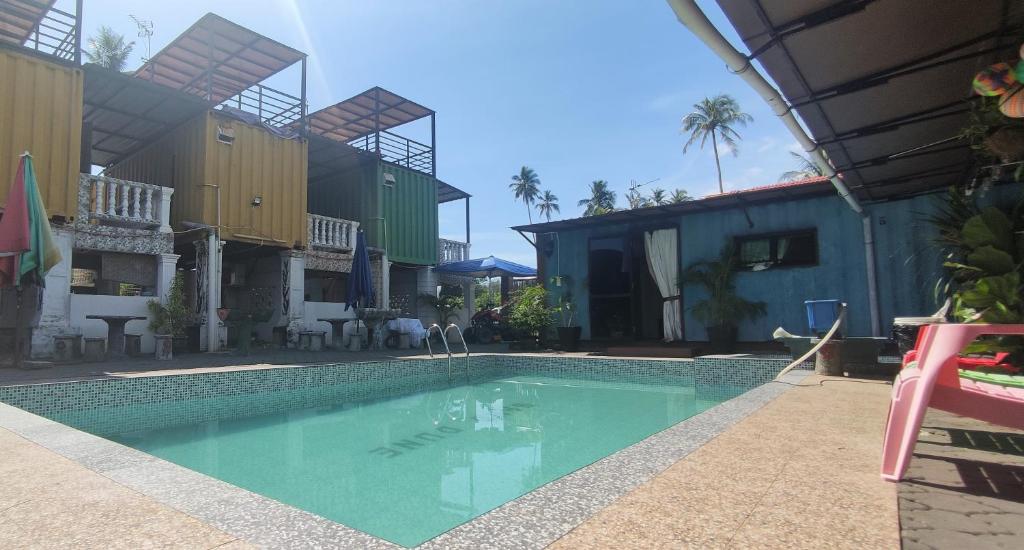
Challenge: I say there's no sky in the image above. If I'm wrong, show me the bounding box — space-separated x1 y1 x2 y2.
73 0 806 267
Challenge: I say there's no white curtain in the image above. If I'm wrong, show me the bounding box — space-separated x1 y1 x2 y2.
644 229 682 342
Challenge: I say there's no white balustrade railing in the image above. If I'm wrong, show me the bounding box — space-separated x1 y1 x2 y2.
308 214 359 250
439 238 469 263
79 174 173 233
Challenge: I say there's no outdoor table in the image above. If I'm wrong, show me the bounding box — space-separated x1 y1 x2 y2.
85 315 146 358
317 318 351 349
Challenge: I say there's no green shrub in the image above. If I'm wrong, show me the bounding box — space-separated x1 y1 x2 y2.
508 285 556 339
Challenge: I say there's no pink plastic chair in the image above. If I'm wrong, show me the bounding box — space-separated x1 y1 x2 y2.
881 323 1024 482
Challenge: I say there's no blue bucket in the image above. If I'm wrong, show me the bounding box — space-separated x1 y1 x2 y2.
805 299 841 335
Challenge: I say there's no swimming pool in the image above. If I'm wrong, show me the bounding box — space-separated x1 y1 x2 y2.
0 355 786 547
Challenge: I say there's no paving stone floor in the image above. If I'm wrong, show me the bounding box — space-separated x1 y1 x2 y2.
899 409 1024 550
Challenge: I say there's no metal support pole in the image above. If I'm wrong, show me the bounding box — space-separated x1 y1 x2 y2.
430 112 437 177
374 88 381 156
465 196 470 245
206 33 214 101
74 0 83 65
300 56 308 135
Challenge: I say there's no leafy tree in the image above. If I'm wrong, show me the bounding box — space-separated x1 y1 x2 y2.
577 180 616 216
626 188 651 209
670 188 693 203
510 166 541 224
780 151 825 181
86 26 135 71
508 285 556 340
682 94 753 193
649 188 669 205
536 190 560 222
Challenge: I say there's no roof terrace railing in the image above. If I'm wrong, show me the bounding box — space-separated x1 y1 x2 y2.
224 82 305 127
348 129 433 176
7 2 80 63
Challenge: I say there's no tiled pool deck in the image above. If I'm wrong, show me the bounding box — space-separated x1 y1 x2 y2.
1 354 1020 548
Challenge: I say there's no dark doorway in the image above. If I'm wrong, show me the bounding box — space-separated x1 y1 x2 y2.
588 227 681 342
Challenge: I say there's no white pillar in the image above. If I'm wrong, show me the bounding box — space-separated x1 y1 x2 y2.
281 250 306 340
30 228 73 357
156 253 180 304
158 187 174 234
206 230 222 352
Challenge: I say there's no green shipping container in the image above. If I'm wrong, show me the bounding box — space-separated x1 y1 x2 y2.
307 156 439 265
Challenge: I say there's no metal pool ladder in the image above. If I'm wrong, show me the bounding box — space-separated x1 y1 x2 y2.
445 324 470 377
425 323 454 379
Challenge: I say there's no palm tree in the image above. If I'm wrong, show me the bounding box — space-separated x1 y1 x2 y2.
577 180 616 216
779 151 825 181
682 94 753 193
649 188 669 206
86 26 134 71
536 190 560 222
670 189 693 203
626 189 651 209
509 166 541 223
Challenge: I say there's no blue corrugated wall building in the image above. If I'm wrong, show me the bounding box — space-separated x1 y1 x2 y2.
519 180 1019 342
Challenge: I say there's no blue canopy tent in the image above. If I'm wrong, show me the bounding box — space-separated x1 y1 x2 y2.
434 256 537 304
432 256 536 278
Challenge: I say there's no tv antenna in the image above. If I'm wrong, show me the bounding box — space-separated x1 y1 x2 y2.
129 15 154 61
628 177 660 192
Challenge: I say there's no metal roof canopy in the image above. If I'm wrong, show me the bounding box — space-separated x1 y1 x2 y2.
83 64 213 167
513 177 833 233
306 134 468 204
134 12 306 104
0 0 55 44
715 0 1023 201
305 86 434 142
0 0 80 63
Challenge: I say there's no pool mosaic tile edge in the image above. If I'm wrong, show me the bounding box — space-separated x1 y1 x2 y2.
0 356 808 549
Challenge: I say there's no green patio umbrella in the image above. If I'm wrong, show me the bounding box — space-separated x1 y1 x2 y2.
0 153 63 367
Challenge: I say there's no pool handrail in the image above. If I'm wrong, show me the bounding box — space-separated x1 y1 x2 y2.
426 323 455 379
445 324 470 359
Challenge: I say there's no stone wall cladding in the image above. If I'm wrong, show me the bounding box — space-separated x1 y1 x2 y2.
71 223 173 255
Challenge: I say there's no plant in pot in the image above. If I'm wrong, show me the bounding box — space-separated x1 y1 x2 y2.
507 285 556 350
147 273 189 360
556 292 581 351
681 244 766 353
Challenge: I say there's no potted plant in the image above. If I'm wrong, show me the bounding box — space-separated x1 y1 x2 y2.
682 244 766 353
419 287 465 325
930 191 1024 361
556 292 581 351
507 285 555 350
147 273 189 360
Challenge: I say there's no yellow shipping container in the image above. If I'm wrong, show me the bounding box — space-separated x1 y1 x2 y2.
0 48 83 219
109 111 308 247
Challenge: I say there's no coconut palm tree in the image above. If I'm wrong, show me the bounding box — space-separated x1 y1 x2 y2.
649 188 669 206
682 94 753 193
779 151 825 181
577 180 616 216
670 189 693 203
85 26 135 71
509 166 541 223
536 190 560 222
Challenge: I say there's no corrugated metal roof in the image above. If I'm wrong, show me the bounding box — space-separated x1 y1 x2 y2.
715 0 1024 200
304 87 434 142
133 13 305 103
0 0 55 46
84 64 213 167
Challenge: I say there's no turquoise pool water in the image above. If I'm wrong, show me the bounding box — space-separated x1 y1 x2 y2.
50 370 736 547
